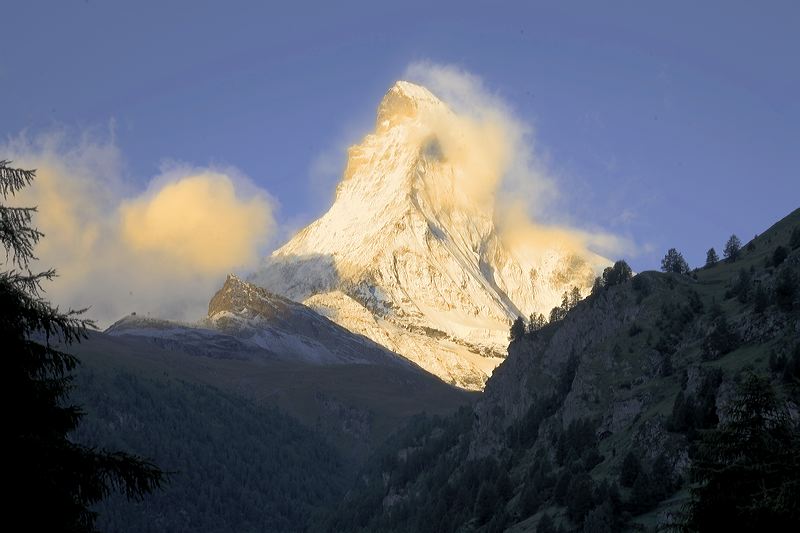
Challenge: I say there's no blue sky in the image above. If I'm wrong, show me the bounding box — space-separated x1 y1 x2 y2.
3 0 798 272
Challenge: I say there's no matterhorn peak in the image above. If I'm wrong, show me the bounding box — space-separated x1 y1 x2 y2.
249 80 603 389
376 80 446 132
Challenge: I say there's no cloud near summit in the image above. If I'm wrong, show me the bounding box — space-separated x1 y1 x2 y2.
403 61 635 262
2 131 275 326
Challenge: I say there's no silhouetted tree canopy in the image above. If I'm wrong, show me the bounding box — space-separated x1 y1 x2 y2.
724 234 742 262
548 286 583 323
661 248 690 274
772 245 788 267
705 248 719 268
528 312 547 333
605 260 633 287
2 160 163 531
510 316 526 341
774 267 796 312
683 374 800 531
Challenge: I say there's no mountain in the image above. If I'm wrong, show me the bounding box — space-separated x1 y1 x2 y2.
95 273 476 455
251 81 605 389
106 274 407 368
320 209 800 532
69 281 476 531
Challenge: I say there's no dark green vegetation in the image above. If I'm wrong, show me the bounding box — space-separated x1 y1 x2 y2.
2 161 163 532
71 364 347 533
72 332 476 457
66 328 474 531
684 373 799 531
320 208 800 532
661 248 690 275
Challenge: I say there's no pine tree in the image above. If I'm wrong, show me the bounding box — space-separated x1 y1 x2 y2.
705 248 719 268
602 260 633 287
549 305 565 323
753 284 769 313
569 286 582 309
661 248 690 274
528 313 547 333
510 316 526 341
2 161 163 531
772 245 788 267
723 234 742 262
684 374 800 531
702 312 739 360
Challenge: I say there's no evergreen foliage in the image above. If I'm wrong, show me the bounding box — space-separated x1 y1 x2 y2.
592 260 633 297
528 312 547 333
732 268 752 301
316 209 800 532
548 286 582 323
723 234 742 261
753 283 769 313
668 369 723 436
702 312 740 360
683 374 800 531
2 160 163 531
661 248 690 274
73 368 346 532
510 316 526 341
704 247 719 268
772 245 788 267
774 267 796 311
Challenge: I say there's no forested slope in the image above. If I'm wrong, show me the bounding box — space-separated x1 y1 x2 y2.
320 209 800 532
71 365 347 533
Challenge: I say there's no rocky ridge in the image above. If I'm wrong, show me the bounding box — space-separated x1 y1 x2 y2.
251 81 605 389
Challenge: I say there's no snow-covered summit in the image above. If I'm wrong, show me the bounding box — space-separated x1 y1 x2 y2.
376 81 445 131
250 81 606 389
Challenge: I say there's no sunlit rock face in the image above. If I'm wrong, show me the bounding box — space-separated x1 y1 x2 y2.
251 81 605 389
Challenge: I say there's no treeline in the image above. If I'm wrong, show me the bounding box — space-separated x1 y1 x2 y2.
510 260 634 342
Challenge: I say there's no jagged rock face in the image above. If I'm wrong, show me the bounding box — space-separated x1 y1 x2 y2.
468 273 688 463
251 81 603 389
109 275 409 367
206 274 408 366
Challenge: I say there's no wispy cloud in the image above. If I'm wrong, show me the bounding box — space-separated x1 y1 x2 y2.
403 61 637 260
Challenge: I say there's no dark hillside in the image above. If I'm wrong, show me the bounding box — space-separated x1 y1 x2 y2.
320 208 800 532
71 366 347 533
67 329 475 531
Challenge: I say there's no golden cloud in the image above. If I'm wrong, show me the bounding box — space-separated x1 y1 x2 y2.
120 173 272 272
2 132 275 325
